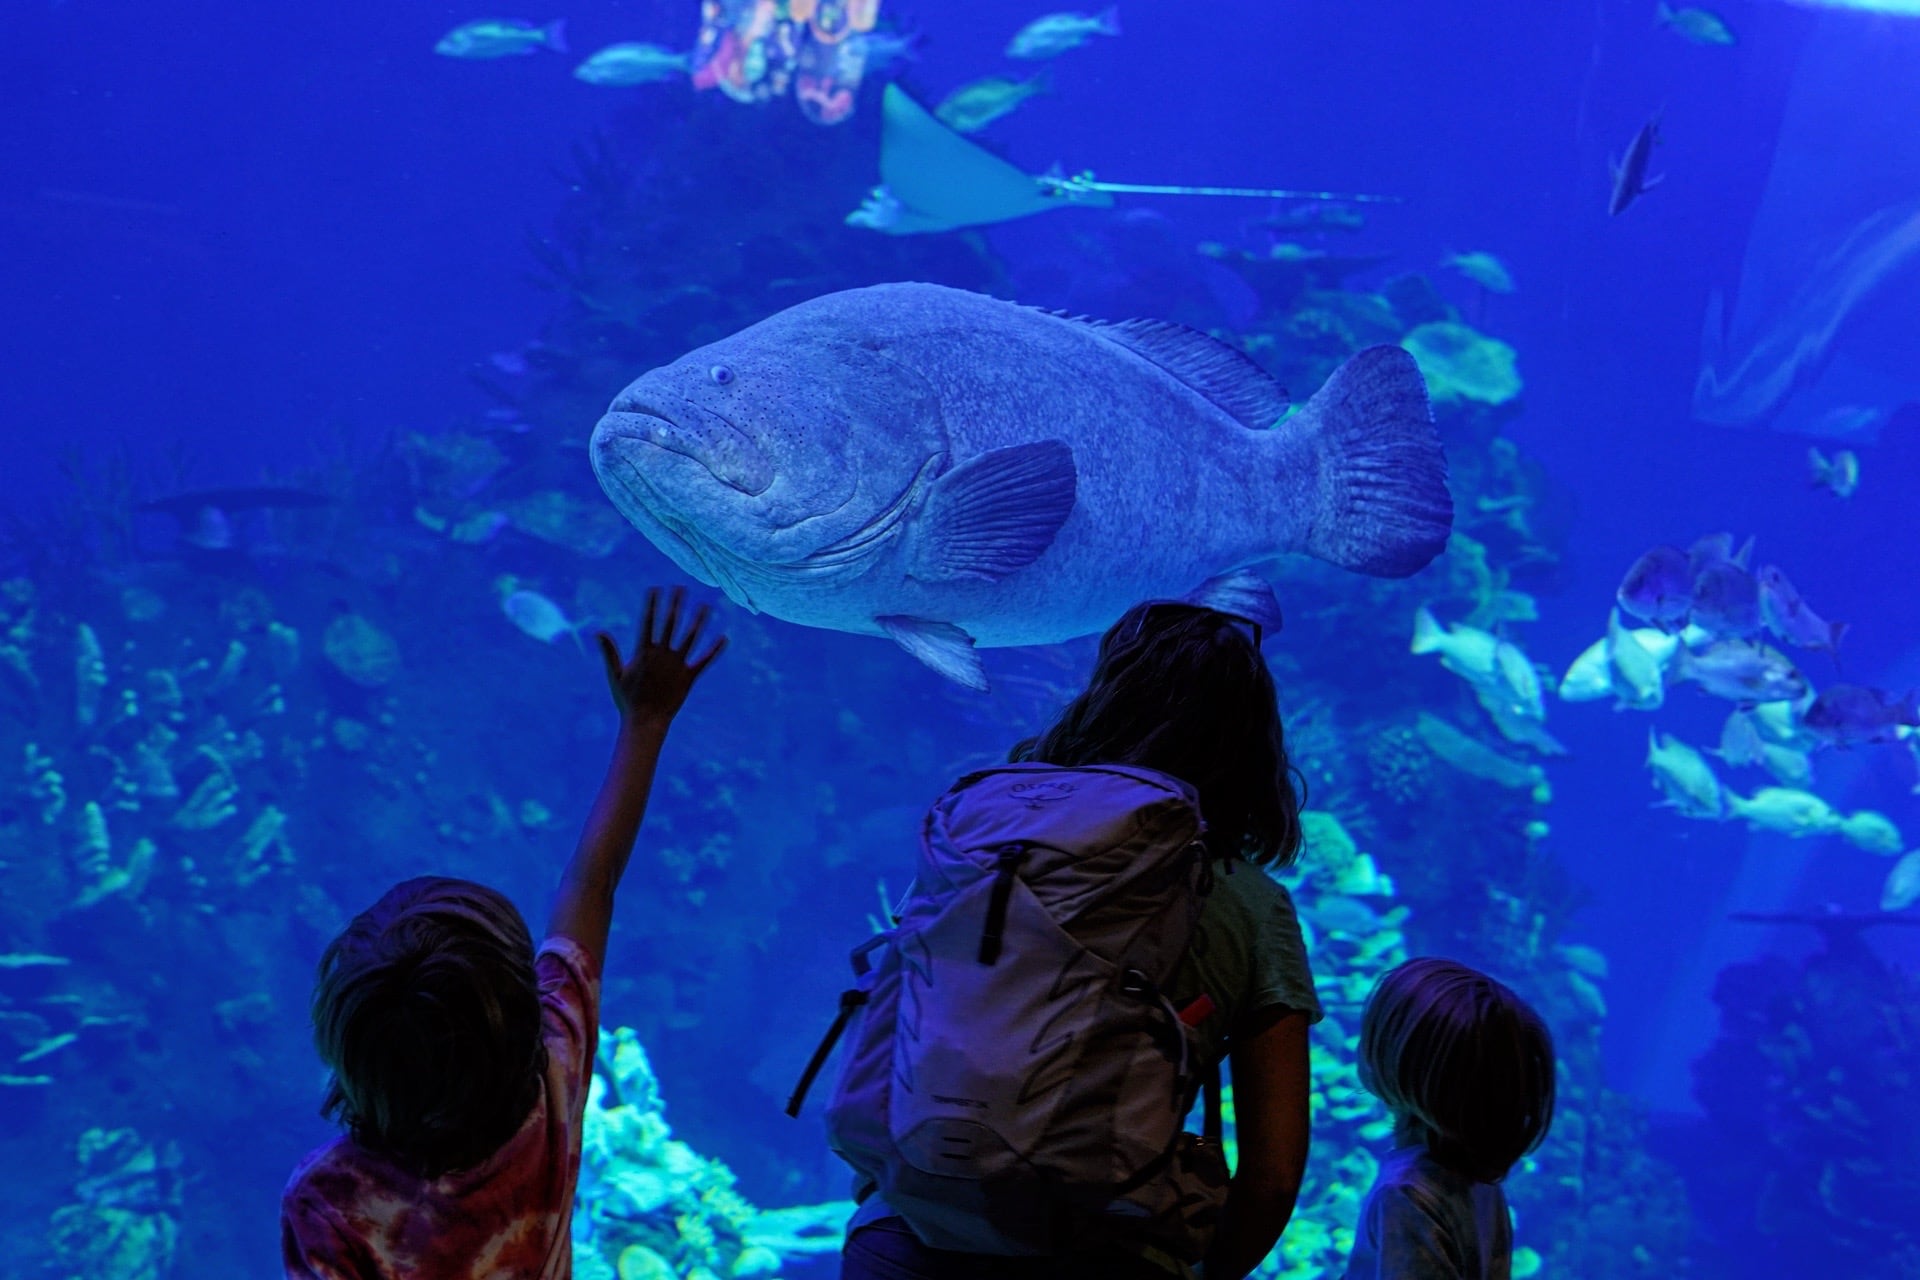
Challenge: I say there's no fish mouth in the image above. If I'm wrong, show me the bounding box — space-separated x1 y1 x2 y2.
592 453 757 609
595 404 774 496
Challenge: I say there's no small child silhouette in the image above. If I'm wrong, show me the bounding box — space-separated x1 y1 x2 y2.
1343 957 1556 1280
280 588 725 1280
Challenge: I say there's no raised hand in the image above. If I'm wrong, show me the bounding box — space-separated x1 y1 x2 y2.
596 586 727 729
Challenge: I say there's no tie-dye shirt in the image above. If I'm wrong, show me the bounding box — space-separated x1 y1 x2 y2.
281 938 600 1280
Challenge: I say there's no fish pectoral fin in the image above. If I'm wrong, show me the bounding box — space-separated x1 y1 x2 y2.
1643 171 1666 190
1184 570 1284 637
906 440 1076 582
876 616 988 690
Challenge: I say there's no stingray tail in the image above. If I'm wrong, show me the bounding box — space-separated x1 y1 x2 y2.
1290 345 1453 577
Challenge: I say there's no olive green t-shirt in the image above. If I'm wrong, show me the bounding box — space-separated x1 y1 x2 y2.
1170 859 1323 1060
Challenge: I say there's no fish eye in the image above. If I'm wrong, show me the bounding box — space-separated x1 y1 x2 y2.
709 364 734 386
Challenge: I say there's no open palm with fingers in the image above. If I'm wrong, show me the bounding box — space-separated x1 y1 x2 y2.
597 587 727 728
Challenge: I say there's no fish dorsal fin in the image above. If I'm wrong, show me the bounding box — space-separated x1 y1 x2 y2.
1053 313 1289 429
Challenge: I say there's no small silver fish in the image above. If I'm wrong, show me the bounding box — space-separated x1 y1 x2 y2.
934 72 1050 134
1656 2 1735 46
1674 639 1808 704
1800 684 1919 747
1647 729 1724 819
574 43 690 85
1689 559 1761 639
1807 446 1860 498
860 29 925 73
1616 544 1692 630
1724 786 1840 838
1610 113 1664 216
1441 251 1516 294
1882 849 1920 911
1006 6 1121 59
1838 809 1903 856
1756 565 1845 654
436 18 567 59
502 588 583 651
1713 708 1767 768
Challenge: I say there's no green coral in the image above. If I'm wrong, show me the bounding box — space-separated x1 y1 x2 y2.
321 614 400 689
577 1026 852 1279
1364 725 1434 806
1401 321 1522 406
46 1127 183 1280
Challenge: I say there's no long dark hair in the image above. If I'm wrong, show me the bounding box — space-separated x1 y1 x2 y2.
1010 601 1304 866
311 876 546 1178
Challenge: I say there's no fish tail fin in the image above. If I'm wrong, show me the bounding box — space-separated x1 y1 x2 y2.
1654 0 1675 26
1096 6 1121 36
544 18 569 53
1290 345 1452 577
1410 605 1445 655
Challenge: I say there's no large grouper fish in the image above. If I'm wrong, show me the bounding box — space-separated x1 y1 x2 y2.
590 281 1452 689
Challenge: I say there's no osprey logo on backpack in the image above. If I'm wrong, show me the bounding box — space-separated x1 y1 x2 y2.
786 763 1229 1262
1007 778 1078 807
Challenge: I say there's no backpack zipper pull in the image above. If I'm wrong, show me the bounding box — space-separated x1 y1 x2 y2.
977 843 1026 965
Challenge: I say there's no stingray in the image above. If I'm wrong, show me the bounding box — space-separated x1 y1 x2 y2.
1693 13 1920 438
846 84 1104 233
849 85 1399 235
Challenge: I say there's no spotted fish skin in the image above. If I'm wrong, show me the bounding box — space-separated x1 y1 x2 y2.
590 282 1452 686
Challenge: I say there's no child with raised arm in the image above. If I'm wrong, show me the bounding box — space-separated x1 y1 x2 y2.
281 587 725 1280
1343 958 1556 1280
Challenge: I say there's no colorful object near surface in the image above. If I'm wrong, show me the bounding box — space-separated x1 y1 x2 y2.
692 0 881 123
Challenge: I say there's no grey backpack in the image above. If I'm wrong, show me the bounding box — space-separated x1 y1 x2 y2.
787 763 1229 1262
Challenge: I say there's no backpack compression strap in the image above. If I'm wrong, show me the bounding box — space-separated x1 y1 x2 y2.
785 987 868 1118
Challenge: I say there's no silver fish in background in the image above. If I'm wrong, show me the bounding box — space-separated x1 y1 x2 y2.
1807 446 1860 498
1713 706 1816 788
1656 2 1736 46
1647 730 1725 819
1617 544 1692 630
1800 684 1919 747
591 282 1452 688
436 18 568 58
1756 565 1846 654
1724 786 1841 838
1609 112 1664 217
1441 251 1516 294
1006 7 1120 59
934 72 1050 134
1689 558 1761 639
1673 639 1809 704
1883 850 1920 912
574 43 692 86
860 29 926 74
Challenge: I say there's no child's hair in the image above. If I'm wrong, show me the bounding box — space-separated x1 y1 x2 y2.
311 876 546 1178
1357 957 1556 1183
1010 601 1304 866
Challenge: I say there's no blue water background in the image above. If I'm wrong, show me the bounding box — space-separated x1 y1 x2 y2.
5 0 1919 1274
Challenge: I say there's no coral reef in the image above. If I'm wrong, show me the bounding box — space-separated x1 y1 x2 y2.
1687 920 1920 1278
46 1127 183 1280
575 1027 851 1280
0 86 1698 1280
1400 321 1523 407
